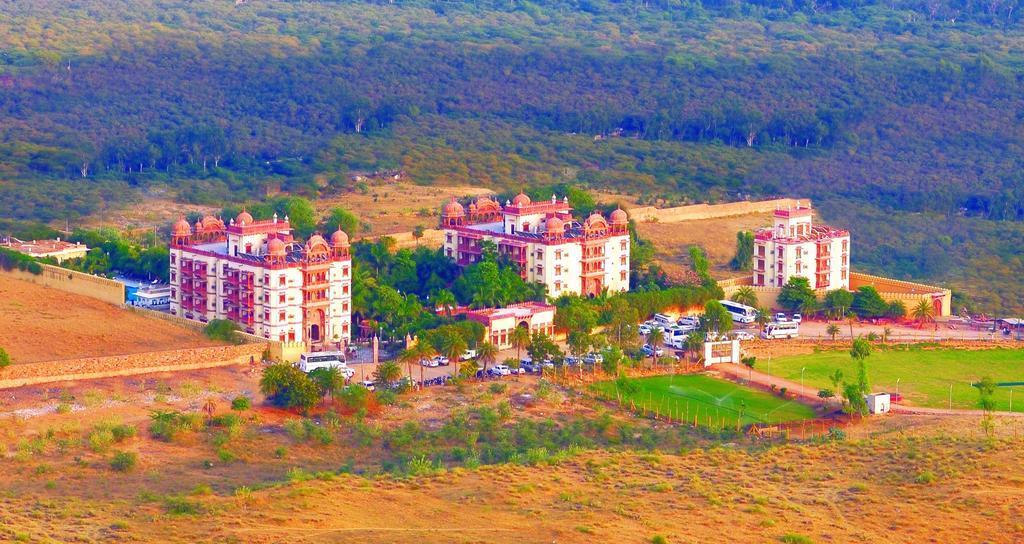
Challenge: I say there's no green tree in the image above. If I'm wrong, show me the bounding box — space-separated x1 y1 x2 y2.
688 245 712 286
729 231 755 271
260 364 320 411
829 369 844 393
555 297 598 334
476 341 499 377
684 331 705 362
281 197 318 238
510 326 531 360
325 206 360 235
432 288 457 317
526 332 561 368
645 327 665 367
911 299 935 327
308 366 345 402
843 382 868 417
823 289 854 319
778 277 815 313
730 286 759 308
567 330 592 360
203 319 239 343
886 300 907 319
741 356 756 380
852 286 889 318
605 298 640 349
374 360 403 389
0 347 10 370
827 323 841 341
702 300 734 334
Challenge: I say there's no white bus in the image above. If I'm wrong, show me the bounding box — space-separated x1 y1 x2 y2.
719 300 757 324
761 321 800 339
298 351 353 378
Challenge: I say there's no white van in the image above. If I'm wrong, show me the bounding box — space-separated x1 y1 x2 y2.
761 321 800 339
653 313 674 325
298 351 353 378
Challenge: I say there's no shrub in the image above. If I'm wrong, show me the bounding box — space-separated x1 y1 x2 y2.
203 319 239 342
488 383 507 394
111 424 137 442
916 470 937 484
779 534 814 544
0 346 11 369
376 389 398 406
88 428 115 453
216 449 236 463
651 536 668 544
149 411 201 442
260 364 320 411
163 496 205 516
230 396 251 411
110 451 137 472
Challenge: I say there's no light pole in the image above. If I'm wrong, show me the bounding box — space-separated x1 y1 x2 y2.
896 378 901 405
801 367 806 392
949 383 953 410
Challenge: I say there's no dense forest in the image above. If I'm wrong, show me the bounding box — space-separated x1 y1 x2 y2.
0 0 1022 313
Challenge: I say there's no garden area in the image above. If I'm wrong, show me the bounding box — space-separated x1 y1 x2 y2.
591 374 817 428
765 346 1024 412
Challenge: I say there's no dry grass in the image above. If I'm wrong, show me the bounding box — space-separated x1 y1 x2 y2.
0 277 220 364
636 212 774 281
1 368 1023 543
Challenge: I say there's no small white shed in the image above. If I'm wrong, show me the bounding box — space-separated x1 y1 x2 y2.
865 393 891 414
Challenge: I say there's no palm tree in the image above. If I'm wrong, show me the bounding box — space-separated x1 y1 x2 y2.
646 328 665 368
755 307 771 330
397 347 421 387
911 299 934 328
826 323 840 342
685 332 705 363
882 327 892 343
476 341 498 379
847 312 858 339
731 286 759 308
432 289 457 318
510 327 531 361
441 334 468 378
412 341 436 387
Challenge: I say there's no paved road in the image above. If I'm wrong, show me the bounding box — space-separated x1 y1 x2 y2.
714 362 1024 417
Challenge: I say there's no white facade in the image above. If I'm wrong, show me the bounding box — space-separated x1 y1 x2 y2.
752 203 850 290
169 213 353 349
440 194 631 297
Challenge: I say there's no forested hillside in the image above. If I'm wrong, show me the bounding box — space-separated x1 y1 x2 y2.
1 0 1022 313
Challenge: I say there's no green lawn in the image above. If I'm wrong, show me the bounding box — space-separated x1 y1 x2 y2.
764 347 1024 412
591 374 817 427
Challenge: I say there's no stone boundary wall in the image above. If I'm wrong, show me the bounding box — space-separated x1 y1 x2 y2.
0 264 125 306
0 343 266 389
126 306 306 362
718 272 952 316
626 198 804 224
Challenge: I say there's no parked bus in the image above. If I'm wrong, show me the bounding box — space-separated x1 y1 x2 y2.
761 321 800 339
298 351 352 376
719 300 757 324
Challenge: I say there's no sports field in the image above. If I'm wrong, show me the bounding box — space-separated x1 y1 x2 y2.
765 346 1024 412
591 374 817 427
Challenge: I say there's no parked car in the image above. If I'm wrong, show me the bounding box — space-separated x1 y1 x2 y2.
460 349 477 361
583 352 604 365
792 313 802 323
641 344 665 357
677 316 701 328
432 355 450 366
733 331 755 341
564 356 581 366
638 324 653 335
775 312 788 322
666 336 687 349
421 358 438 367
489 364 512 376
361 380 376 391
889 392 904 403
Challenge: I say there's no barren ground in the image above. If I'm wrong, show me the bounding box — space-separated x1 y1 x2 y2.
0 277 220 364
1 365 1023 544
636 212 774 281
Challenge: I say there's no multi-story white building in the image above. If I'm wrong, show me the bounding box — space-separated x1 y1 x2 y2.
752 202 850 290
440 193 631 297
169 212 352 349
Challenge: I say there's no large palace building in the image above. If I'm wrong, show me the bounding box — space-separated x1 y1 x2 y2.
752 202 850 290
169 212 352 349
440 193 631 297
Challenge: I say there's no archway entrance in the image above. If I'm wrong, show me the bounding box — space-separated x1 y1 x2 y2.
310 324 321 342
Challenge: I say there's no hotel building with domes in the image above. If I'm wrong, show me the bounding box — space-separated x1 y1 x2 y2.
169 212 352 349
440 193 631 297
